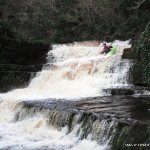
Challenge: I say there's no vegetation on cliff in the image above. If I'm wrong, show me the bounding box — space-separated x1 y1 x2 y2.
134 22 150 85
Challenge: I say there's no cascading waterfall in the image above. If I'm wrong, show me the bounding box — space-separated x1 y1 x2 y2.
0 40 132 150
1 40 132 100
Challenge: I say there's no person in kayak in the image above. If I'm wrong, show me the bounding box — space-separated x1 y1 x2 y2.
101 42 112 54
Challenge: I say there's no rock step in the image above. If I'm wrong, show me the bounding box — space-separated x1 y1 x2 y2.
18 96 150 150
22 96 150 124
102 88 134 95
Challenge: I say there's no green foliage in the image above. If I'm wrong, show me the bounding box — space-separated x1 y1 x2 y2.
136 22 150 85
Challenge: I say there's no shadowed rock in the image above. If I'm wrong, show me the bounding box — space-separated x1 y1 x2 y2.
102 88 134 95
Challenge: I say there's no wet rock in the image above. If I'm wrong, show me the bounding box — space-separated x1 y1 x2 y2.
18 96 150 150
103 88 134 95
21 96 150 123
112 123 150 150
122 48 135 59
0 40 50 92
0 71 33 92
134 86 150 95
130 22 150 87
131 62 146 86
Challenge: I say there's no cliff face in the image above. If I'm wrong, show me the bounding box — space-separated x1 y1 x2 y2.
0 25 49 92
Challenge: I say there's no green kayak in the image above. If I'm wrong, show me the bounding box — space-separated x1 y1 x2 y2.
106 45 117 57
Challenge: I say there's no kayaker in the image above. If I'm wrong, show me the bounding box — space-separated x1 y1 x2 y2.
101 42 112 54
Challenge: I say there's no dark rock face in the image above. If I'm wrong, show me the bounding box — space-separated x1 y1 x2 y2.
122 48 146 86
103 88 134 96
0 40 50 92
122 22 150 87
125 22 150 87
134 22 150 86
112 123 150 150
131 62 146 86
0 40 50 65
122 48 135 59
122 51 148 87
16 96 150 150
0 71 32 92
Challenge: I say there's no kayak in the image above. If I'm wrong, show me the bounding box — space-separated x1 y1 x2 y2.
106 45 117 57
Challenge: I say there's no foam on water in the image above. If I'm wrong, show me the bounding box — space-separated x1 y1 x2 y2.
0 100 107 150
1 40 132 101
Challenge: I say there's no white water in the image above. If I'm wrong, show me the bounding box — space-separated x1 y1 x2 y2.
1 40 132 100
0 102 107 150
0 40 132 150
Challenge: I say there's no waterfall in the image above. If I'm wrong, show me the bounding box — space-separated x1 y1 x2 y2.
0 100 117 150
1 40 132 100
0 40 133 150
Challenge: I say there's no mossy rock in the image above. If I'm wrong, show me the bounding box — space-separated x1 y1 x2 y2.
112 123 150 150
